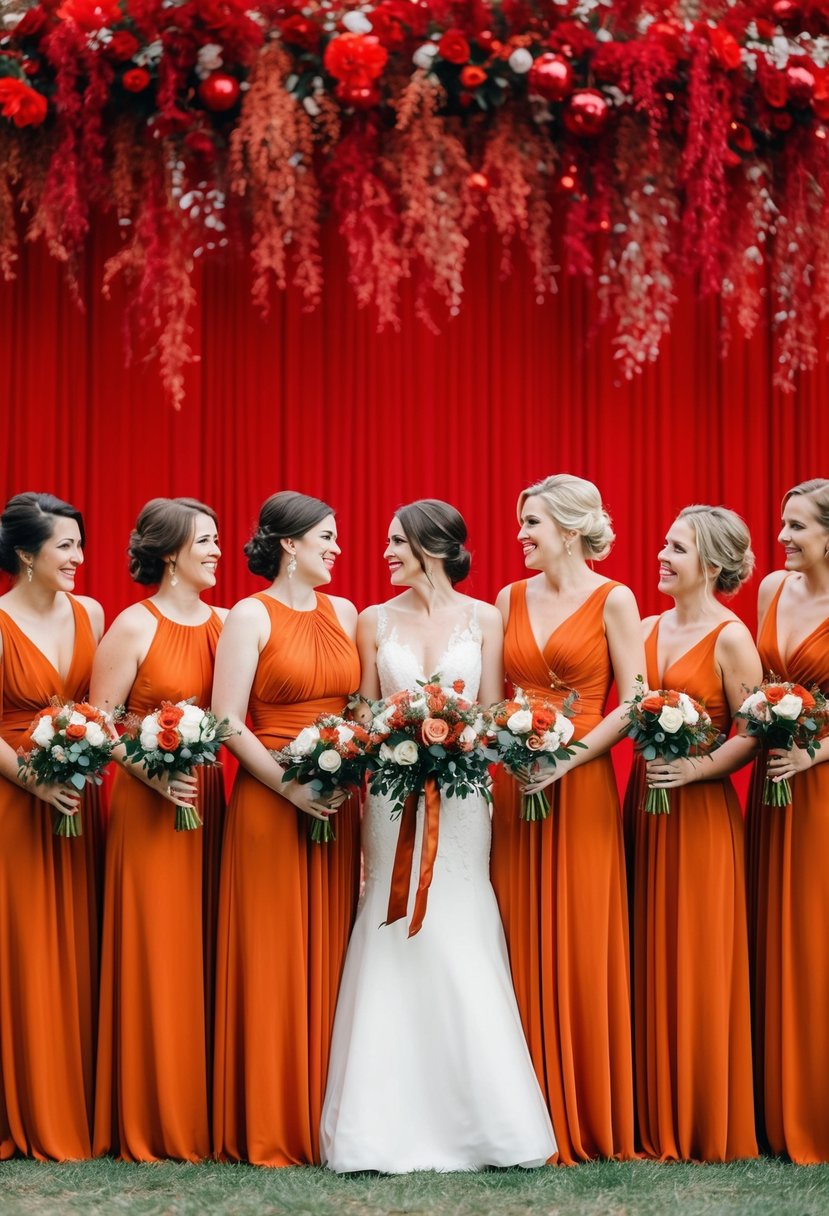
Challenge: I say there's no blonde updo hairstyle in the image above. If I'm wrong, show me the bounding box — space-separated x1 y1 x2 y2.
677 504 755 596
782 478 829 532
518 474 615 562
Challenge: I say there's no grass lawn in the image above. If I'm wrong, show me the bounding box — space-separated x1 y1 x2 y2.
1 1158 828 1216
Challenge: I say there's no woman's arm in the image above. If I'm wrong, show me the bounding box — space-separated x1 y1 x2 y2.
211 598 339 822
476 602 505 708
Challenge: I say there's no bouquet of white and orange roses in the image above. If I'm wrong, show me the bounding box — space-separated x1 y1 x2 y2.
121 699 236 830
736 678 829 806
17 698 114 836
488 688 585 821
368 677 496 817
623 683 720 814
274 713 377 843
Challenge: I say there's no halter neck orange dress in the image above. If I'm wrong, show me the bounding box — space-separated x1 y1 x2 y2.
747 576 829 1163
213 592 361 1166
624 618 757 1161
490 580 635 1163
93 601 224 1162
0 596 100 1160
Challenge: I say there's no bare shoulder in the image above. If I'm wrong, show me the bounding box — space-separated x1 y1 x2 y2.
757 569 787 613
326 594 358 622
716 617 757 656
74 595 105 640
467 598 502 632
358 603 380 629
223 595 271 637
105 601 156 643
212 605 230 623
604 581 640 618
640 613 660 637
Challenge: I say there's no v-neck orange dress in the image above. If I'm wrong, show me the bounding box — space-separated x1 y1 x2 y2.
93 601 224 1162
747 576 829 1163
0 596 100 1160
624 618 757 1161
212 593 361 1166
490 580 635 1163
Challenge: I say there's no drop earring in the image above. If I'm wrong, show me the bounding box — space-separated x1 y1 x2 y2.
287 554 297 579
169 558 178 587
564 538 573 557
26 563 33 583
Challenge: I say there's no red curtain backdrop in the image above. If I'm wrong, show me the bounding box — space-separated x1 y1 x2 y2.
1 221 826 630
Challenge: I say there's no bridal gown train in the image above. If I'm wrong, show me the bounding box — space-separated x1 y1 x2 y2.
320 608 555 1173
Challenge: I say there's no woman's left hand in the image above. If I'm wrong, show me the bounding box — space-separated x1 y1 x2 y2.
767 746 813 782
523 758 570 795
646 757 695 789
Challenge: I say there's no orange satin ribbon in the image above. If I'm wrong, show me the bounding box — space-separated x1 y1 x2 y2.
385 777 441 937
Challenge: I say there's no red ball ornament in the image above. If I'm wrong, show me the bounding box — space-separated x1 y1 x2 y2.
563 89 609 137
772 0 800 22
786 64 816 106
466 171 490 193
197 72 240 112
527 53 573 103
334 81 379 109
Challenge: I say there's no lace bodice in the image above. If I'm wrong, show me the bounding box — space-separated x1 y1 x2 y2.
375 605 482 700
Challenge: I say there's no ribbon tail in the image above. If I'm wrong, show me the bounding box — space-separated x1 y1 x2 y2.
407 778 441 938
385 790 419 928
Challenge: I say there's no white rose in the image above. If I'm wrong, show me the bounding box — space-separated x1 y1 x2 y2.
179 718 203 744
459 725 477 747
678 692 700 727
379 742 396 762
290 726 321 758
393 739 419 766
413 42 439 71
318 749 343 773
541 730 562 753
69 711 86 727
342 10 372 34
31 714 56 748
140 730 161 751
555 714 575 746
196 42 224 80
335 723 355 746
739 690 770 721
658 705 685 734
84 721 106 748
508 48 534 74
773 694 803 721
506 709 533 734
140 715 161 738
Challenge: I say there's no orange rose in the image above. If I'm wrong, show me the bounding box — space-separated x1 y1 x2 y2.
641 694 664 713
158 703 184 728
422 717 450 745
452 679 466 694
74 701 98 720
791 684 816 709
460 65 487 89
65 723 86 740
532 708 554 733
504 701 521 718
157 728 181 752
427 691 447 713
764 685 788 705
319 727 339 744
665 690 681 707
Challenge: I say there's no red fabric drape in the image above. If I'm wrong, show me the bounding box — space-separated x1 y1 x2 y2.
1 221 825 633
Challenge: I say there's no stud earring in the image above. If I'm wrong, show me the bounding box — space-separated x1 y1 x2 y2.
26 563 33 583
287 554 297 579
169 559 178 587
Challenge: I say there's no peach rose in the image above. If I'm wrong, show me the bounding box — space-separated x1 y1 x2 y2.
422 717 450 744
157 728 181 752
764 685 788 705
65 723 86 741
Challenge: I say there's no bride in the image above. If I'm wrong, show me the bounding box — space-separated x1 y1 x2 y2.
320 500 555 1173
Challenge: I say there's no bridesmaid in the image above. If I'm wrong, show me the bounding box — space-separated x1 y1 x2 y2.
0 492 104 1160
625 505 759 1161
212 491 360 1166
92 498 226 1162
748 478 829 1163
490 473 640 1163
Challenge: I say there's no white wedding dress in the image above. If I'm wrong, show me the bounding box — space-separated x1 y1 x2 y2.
320 608 555 1173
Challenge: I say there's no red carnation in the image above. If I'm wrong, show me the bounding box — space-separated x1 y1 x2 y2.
122 66 151 92
438 29 470 65
280 14 321 53
0 77 47 127
323 32 388 88
107 30 140 61
57 0 121 31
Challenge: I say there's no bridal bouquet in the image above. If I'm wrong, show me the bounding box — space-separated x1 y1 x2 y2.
368 677 496 817
736 679 829 806
488 688 585 821
623 683 720 814
274 713 376 843
121 699 236 830
17 699 114 837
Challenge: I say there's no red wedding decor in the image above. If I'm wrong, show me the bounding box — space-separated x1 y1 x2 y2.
4 0 829 405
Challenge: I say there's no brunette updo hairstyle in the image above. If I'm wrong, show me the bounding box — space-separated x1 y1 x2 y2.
244 491 334 581
0 492 85 577
395 499 471 586
678 505 755 596
782 478 829 531
128 497 218 585
519 474 615 561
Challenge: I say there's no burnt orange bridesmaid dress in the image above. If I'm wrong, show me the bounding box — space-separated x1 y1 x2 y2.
624 619 757 1161
213 592 360 1166
0 597 100 1160
748 576 829 1163
490 581 635 1164
93 601 224 1162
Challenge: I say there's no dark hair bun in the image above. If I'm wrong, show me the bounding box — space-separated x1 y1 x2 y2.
444 544 471 586
396 499 471 586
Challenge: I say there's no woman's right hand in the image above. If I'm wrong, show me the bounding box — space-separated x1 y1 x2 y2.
280 777 347 823
153 771 199 809
26 777 82 818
